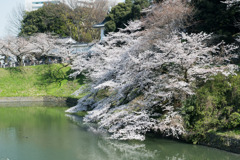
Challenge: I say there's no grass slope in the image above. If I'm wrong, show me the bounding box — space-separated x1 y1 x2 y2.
0 64 84 98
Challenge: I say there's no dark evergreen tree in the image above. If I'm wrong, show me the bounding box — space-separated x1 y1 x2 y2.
20 3 70 37
190 0 240 42
104 0 150 34
20 2 108 42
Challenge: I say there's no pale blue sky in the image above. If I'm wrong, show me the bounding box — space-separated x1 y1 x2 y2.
0 0 25 38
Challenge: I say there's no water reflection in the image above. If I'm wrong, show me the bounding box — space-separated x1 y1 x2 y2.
0 106 239 160
0 101 67 108
98 139 157 160
66 114 240 160
66 114 157 160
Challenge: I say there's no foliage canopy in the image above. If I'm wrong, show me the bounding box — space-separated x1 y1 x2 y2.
105 0 150 34
190 0 240 42
20 2 108 42
182 73 240 143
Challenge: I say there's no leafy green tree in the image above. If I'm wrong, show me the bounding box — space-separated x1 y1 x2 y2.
134 0 150 9
105 20 116 34
105 0 150 34
131 4 141 20
20 3 69 37
20 1 108 42
189 0 240 42
182 74 240 143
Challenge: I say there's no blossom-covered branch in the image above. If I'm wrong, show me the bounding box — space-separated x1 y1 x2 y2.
66 0 239 140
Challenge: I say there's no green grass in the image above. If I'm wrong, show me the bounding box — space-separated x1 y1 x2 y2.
0 64 85 98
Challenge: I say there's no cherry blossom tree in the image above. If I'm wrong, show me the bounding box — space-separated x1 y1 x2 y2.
29 33 63 63
30 34 58 56
0 36 36 66
66 0 239 140
0 33 74 66
222 0 240 8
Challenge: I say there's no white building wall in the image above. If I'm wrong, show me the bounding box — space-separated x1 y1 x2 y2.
108 0 125 7
76 0 125 8
25 0 125 12
25 0 63 11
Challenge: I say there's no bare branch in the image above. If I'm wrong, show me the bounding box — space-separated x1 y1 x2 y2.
6 3 25 36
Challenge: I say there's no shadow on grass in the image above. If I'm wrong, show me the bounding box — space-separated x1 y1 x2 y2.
66 69 86 85
34 65 66 87
5 67 24 75
34 64 86 88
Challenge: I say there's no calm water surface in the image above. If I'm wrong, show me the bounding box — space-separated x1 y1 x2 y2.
0 104 239 160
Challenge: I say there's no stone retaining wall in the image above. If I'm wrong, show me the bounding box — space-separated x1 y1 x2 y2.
0 97 78 107
200 133 240 154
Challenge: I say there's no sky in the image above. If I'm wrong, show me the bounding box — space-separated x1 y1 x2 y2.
0 0 25 38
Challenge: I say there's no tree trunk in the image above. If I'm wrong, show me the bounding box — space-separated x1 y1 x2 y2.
17 56 23 66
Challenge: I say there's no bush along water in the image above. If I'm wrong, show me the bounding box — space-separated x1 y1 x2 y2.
182 73 240 144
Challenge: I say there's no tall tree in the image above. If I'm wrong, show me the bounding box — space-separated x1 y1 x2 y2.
105 0 150 34
189 0 240 42
0 37 36 66
20 3 70 37
20 1 108 42
7 3 25 36
0 33 75 66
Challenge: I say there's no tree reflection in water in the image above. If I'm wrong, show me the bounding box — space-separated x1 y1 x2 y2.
66 114 240 160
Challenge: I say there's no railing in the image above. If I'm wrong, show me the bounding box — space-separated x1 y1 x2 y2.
0 60 62 68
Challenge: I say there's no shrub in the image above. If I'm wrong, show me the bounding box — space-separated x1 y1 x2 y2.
229 112 240 128
182 73 240 142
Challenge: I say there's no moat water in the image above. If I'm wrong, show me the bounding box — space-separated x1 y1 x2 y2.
0 103 239 160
